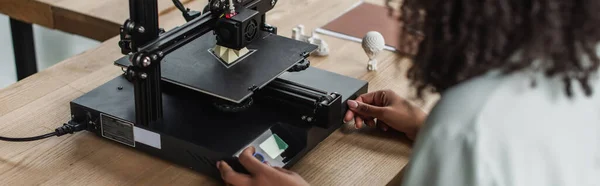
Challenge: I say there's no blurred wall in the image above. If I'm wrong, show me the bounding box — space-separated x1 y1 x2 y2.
0 14 100 89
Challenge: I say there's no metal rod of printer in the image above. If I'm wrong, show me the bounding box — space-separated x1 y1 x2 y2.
138 12 217 57
269 80 325 101
127 0 161 127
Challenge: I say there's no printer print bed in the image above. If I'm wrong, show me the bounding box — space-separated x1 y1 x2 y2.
118 31 318 103
115 31 317 103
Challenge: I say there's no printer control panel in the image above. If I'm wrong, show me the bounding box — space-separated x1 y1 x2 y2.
235 123 302 168
253 133 287 166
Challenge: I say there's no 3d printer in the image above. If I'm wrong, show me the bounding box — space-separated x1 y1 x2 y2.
68 0 368 179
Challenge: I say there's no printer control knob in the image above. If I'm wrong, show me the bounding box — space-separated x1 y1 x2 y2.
287 58 310 72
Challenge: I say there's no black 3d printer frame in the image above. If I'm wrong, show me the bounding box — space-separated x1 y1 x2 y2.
120 0 277 127
68 0 369 180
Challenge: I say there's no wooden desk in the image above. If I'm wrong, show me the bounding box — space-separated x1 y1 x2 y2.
0 0 195 41
0 0 439 185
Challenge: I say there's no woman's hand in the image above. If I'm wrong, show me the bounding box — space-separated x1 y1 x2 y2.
217 147 310 186
344 90 426 140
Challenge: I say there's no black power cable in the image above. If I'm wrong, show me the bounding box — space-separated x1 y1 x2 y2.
0 121 86 142
0 132 57 142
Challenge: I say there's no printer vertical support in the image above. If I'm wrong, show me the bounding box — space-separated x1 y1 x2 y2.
124 0 163 126
129 0 160 52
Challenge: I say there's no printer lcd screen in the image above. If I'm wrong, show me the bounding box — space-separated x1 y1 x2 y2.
259 134 289 159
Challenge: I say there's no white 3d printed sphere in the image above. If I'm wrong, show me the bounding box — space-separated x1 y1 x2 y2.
362 31 385 59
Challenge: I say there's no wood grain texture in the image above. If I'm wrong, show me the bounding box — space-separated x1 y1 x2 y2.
47 0 196 41
44 0 190 25
45 0 196 40
0 0 440 185
2 0 196 41
0 0 53 27
52 7 120 41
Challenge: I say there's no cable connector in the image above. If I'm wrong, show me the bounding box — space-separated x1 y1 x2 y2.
55 121 87 137
172 0 202 22
0 120 86 142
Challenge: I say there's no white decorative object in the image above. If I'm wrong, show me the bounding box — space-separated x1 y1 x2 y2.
292 25 329 56
308 32 329 56
292 25 308 42
362 31 385 71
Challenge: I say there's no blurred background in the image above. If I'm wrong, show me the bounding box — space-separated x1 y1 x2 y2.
0 14 100 89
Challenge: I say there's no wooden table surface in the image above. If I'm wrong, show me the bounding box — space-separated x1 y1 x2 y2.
0 0 439 185
0 0 197 41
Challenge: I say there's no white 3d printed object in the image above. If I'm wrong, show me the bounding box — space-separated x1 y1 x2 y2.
292 25 329 56
362 31 385 71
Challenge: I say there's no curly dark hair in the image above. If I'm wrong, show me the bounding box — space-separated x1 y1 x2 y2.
390 0 600 98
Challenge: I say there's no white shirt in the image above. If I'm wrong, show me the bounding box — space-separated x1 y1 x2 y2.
401 69 600 186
